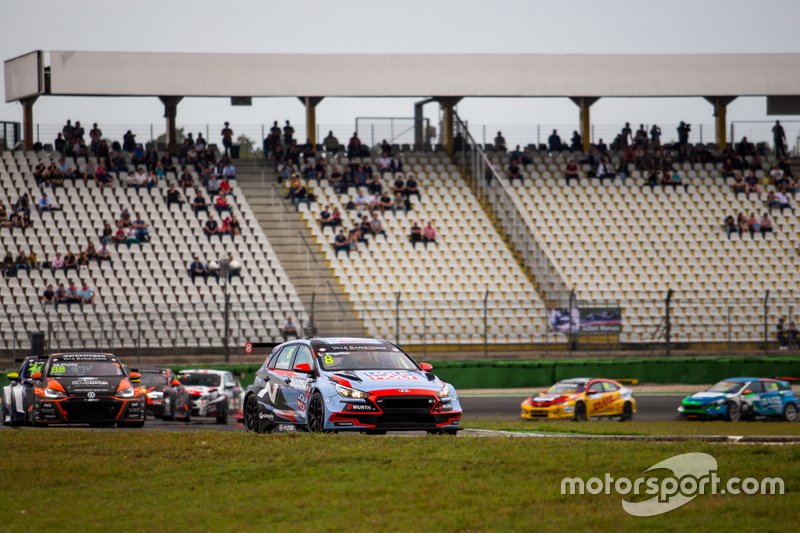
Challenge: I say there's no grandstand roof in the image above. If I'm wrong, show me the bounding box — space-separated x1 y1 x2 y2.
6 51 800 101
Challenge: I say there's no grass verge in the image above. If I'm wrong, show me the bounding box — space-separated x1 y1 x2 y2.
0 431 798 531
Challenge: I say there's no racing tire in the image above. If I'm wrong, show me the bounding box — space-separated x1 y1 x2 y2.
118 420 145 428
573 401 588 422
783 403 798 422
306 391 326 433
620 402 634 422
725 401 741 422
216 404 228 425
2 405 12 426
244 394 267 433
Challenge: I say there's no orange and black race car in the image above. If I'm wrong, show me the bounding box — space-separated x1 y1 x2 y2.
30 352 145 427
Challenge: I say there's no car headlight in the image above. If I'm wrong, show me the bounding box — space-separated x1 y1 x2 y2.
147 391 164 399
335 384 370 399
437 384 451 399
44 387 66 399
711 399 727 406
117 387 135 399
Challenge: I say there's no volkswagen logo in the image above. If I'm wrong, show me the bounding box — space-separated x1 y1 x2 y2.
87 391 96 399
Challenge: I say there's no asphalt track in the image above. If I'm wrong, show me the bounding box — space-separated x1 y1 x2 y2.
0 394 685 432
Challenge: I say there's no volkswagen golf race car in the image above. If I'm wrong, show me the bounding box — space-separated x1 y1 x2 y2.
178 369 244 424
137 367 192 421
30 353 146 427
3 356 45 426
678 377 798 421
243 338 462 434
520 377 636 421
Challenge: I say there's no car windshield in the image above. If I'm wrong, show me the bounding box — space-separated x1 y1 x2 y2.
318 347 417 371
139 372 168 388
707 381 744 394
48 361 124 377
547 382 585 394
178 373 221 387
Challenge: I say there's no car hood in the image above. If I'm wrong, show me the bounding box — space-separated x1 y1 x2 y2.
327 370 444 393
529 393 576 404
53 376 123 395
683 391 732 404
184 385 220 396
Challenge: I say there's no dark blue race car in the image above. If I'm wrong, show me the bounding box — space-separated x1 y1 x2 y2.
243 338 462 434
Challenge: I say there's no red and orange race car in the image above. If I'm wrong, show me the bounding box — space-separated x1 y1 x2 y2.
520 377 636 421
30 352 145 427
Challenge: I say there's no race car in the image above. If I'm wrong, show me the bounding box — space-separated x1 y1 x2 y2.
178 369 244 424
520 377 636 421
30 352 146 427
3 356 45 426
243 337 462 434
678 377 798 421
137 367 192 421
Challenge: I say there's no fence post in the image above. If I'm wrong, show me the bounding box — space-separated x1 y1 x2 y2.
699 124 703 144
483 290 489 358
727 305 732 354
665 289 673 357
763 290 770 355
224 292 231 363
423 302 427 358
568 289 577 353
395 292 401 345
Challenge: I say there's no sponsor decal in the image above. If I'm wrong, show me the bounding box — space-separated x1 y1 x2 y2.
259 411 274 420
58 354 112 361
244 342 253 354
334 421 354 426
348 403 376 411
87 391 96 399
72 379 109 387
364 371 420 381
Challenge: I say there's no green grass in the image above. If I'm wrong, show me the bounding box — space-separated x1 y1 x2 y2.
0 431 798 531
464 418 800 436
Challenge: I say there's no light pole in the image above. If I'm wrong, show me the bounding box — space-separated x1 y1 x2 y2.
221 258 230 363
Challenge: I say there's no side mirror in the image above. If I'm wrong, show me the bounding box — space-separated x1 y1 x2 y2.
420 362 433 372
743 389 753 395
293 363 313 374
6 372 19 380
171 379 182 387
129 371 141 384
31 371 42 380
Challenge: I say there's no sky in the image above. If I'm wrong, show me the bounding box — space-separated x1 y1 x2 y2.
2 0 800 148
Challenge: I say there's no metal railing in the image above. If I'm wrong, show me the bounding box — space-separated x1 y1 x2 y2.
452 112 572 307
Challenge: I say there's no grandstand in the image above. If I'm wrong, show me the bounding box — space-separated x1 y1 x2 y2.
0 148 306 352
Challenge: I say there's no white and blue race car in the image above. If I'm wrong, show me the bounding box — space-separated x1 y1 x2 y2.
678 377 798 421
243 338 462 434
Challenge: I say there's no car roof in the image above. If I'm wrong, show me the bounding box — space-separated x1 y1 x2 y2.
723 377 761 383
314 337 390 345
179 368 228 375
49 352 117 361
137 367 169 373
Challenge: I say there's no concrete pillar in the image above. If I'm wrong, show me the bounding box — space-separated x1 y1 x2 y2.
569 97 599 153
158 96 183 148
704 96 737 149
436 97 462 155
414 98 435 150
298 97 324 146
21 96 38 151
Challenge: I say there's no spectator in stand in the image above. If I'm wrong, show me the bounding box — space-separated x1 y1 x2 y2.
667 170 688 192
333 229 349 257
650 124 662 147
63 250 78 273
280 315 299 342
422 221 437 246
737 213 749 238
330 207 342 227
27 250 38 271
203 217 219 242
229 214 242 236
409 221 423 247
119 208 132 228
353 189 370 211
507 161 523 182
36 193 59 213
40 284 55 304
369 212 386 237
379 191 394 214
219 122 234 157
744 171 761 197
1 250 16 278
132 213 150 242
192 189 209 215
214 192 232 214
323 131 340 155
564 159 579 186
222 160 237 180
283 121 295 146
54 132 66 153
494 131 507 152
620 122 632 147
319 206 333 228
166 184 184 210
747 213 759 240
732 175 747 196
95 160 112 187
63 280 81 311
188 256 208 283
777 317 790 350
96 242 112 263
548 130 562 152
570 131 582 151
634 124 648 147
595 157 615 184
393 191 407 213
76 251 88 271
128 167 148 190
773 120 787 159
77 282 95 306
100 222 113 244
89 123 102 156
85 242 97 261
775 191 794 213
378 153 391 174
15 249 30 274
347 132 363 158
54 283 67 308
112 226 126 247
677 122 691 146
